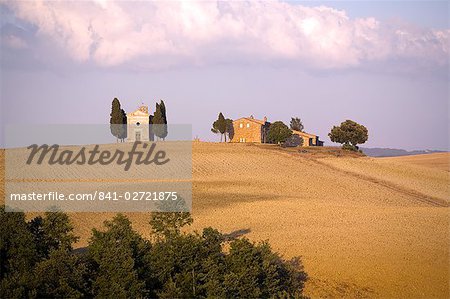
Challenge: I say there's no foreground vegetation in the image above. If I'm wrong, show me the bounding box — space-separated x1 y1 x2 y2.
0 206 308 298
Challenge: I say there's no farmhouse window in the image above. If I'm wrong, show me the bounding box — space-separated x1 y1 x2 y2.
240 123 243 128
246 123 250 128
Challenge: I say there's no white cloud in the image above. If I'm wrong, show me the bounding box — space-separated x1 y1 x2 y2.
1 0 448 69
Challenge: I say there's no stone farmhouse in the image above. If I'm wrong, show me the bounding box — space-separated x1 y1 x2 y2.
230 115 323 147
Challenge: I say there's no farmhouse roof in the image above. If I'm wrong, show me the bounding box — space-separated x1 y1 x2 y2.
233 116 267 125
292 129 317 138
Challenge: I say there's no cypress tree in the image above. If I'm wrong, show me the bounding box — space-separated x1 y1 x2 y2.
149 114 154 141
153 102 168 141
160 100 167 125
153 103 162 140
217 113 226 142
225 118 233 142
109 98 123 143
120 109 127 142
159 100 168 140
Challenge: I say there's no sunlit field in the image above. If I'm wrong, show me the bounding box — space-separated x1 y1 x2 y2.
1 144 448 298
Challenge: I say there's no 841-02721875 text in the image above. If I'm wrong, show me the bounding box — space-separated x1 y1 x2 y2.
97 191 178 201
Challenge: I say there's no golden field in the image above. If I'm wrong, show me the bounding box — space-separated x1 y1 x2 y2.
1 144 449 298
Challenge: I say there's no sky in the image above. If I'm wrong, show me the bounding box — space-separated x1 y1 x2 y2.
0 0 449 150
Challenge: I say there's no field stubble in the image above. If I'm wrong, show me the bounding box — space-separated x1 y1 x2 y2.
1 144 448 298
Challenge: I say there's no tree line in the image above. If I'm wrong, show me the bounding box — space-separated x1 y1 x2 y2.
110 98 168 142
211 114 306 146
211 113 368 151
0 205 308 298
264 118 368 150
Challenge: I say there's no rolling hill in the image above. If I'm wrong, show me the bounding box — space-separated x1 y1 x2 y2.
1 144 448 298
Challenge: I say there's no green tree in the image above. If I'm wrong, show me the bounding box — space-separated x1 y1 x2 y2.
119 108 127 142
151 233 202 298
328 119 369 151
153 102 168 141
149 227 226 298
160 100 167 125
160 100 168 140
223 238 307 298
0 206 38 298
42 211 79 252
267 121 292 144
149 114 154 141
150 199 193 239
33 249 88 298
89 214 151 298
217 113 226 142
290 117 304 132
211 121 220 140
225 118 234 142
157 278 183 299
211 113 227 142
1 207 309 299
149 198 220 297
149 211 194 238
153 102 163 139
110 98 124 142
196 228 226 297
28 211 78 260
28 216 47 259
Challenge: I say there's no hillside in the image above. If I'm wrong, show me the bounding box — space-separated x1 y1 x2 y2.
1 144 449 298
378 152 449 171
361 147 446 157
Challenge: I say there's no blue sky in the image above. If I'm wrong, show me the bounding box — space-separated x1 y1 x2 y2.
1 1 449 150
302 1 449 29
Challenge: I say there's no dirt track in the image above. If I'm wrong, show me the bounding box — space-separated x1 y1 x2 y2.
1 145 449 298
